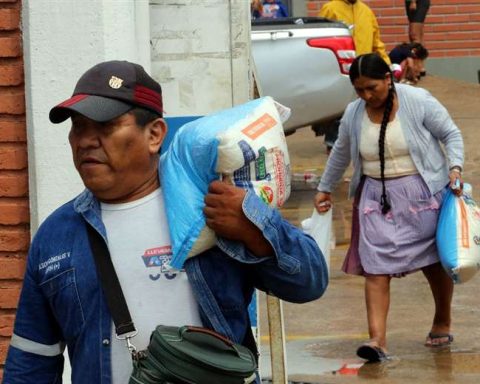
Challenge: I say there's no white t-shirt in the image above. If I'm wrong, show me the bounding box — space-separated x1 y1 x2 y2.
101 188 202 384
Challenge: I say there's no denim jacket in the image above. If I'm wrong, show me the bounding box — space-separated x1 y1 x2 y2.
3 181 328 383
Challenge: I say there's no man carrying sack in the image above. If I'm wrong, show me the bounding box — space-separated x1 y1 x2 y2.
3 60 329 383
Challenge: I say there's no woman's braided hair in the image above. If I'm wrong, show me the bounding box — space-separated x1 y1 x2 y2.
349 53 395 214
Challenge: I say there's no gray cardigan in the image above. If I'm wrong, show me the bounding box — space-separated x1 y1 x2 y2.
317 83 464 198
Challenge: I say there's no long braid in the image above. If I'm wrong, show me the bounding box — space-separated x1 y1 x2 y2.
379 84 395 215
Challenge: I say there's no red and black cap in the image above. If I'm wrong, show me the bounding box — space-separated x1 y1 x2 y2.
49 60 163 124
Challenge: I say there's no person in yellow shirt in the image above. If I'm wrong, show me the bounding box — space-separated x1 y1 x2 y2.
319 0 391 65
318 0 391 154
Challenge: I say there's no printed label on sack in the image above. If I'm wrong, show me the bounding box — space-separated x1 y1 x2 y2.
241 113 277 140
272 148 287 206
259 186 274 205
232 142 288 207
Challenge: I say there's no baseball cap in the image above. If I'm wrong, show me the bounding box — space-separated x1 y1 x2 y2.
49 60 163 124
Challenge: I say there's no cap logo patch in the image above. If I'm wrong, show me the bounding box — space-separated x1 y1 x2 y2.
109 76 123 89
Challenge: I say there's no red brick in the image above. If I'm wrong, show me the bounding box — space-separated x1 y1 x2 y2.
429 50 446 58
0 7 20 31
0 228 29 253
0 0 18 3
444 14 472 23
0 88 25 114
0 284 21 309
0 337 10 365
422 14 446 24
439 0 480 3
0 35 21 57
0 60 23 86
365 0 394 7
433 49 480 57
470 14 480 22
378 16 414 26
0 172 28 197
376 8 405 17
0 314 15 337
381 26 408 35
461 5 480 13
428 40 480 50
0 199 29 225
0 256 26 280
426 23 475 33
0 118 26 142
426 31 480 42
429 5 459 15
382 35 403 44
0 143 27 170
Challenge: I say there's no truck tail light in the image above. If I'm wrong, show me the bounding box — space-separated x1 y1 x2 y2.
307 37 356 75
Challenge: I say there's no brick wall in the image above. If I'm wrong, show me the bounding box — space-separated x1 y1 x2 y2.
0 0 28 379
307 0 480 58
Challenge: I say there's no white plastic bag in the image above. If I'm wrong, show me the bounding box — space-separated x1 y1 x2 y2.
301 209 333 273
437 184 480 283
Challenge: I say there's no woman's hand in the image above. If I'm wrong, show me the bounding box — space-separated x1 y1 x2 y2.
314 192 333 213
448 168 463 196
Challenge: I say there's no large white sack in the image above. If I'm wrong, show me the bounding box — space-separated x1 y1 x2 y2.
161 96 291 269
437 184 480 283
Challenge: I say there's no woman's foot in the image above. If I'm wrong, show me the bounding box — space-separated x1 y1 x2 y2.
425 332 453 347
356 341 390 363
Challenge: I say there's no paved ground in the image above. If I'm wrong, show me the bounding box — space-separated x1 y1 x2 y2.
258 75 480 383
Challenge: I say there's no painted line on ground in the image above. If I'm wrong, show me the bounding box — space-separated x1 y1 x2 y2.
260 332 369 342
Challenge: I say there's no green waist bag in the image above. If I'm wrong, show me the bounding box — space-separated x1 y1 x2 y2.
129 325 257 384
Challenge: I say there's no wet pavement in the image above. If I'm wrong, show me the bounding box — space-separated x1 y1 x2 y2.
259 76 480 383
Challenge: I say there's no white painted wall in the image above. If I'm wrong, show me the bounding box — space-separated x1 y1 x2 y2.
150 0 252 116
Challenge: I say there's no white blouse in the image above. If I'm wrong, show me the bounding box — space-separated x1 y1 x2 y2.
359 111 418 178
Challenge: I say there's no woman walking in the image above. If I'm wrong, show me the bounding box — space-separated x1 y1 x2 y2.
314 53 464 362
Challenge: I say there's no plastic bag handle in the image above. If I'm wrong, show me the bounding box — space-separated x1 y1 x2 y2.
182 326 234 347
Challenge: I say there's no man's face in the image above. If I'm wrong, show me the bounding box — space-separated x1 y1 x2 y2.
69 112 166 203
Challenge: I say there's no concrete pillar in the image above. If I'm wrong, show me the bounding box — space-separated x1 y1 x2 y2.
22 0 150 231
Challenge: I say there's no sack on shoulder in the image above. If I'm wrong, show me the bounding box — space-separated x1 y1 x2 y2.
129 325 257 384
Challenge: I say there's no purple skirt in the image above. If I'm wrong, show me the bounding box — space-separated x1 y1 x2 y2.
342 174 446 276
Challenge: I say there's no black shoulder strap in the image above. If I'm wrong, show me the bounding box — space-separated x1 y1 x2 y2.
85 223 136 336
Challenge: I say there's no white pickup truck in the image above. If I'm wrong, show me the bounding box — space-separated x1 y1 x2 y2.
251 17 356 135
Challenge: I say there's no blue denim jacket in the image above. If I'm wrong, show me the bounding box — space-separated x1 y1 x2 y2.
3 185 328 383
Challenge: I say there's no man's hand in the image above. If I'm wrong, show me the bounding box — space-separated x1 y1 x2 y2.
204 181 273 257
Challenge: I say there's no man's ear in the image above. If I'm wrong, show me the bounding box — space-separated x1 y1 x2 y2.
147 118 167 154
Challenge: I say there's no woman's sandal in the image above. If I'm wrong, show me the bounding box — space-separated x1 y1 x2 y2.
425 332 454 347
356 343 391 363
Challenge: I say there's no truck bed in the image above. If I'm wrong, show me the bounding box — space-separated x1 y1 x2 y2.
251 17 356 134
